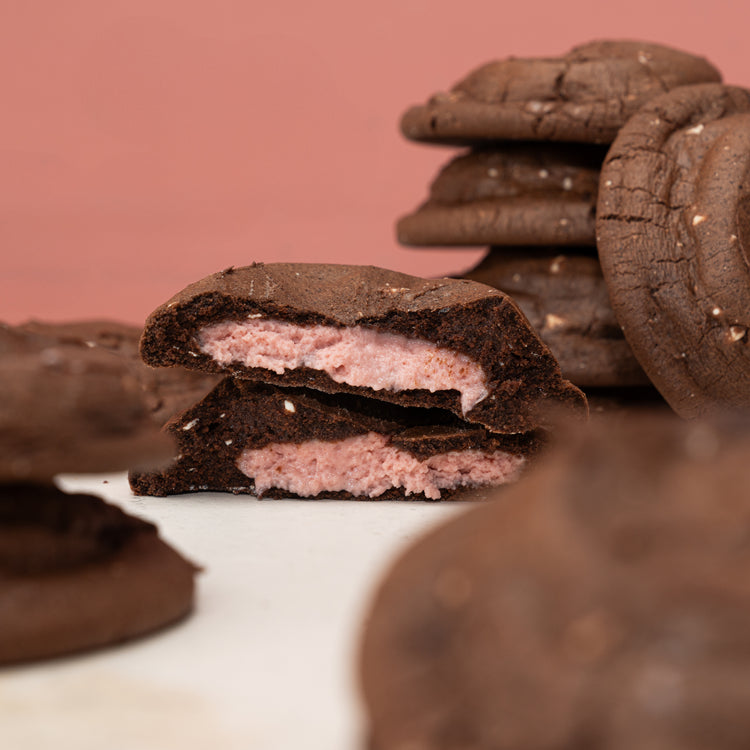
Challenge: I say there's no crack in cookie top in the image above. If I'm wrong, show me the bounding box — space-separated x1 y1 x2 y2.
401 41 721 145
596 83 750 418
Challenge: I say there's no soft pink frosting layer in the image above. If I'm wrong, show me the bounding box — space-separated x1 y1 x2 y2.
236 433 525 499
198 319 489 415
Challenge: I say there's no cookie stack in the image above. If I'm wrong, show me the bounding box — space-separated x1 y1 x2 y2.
397 41 723 395
129 262 586 500
0 322 197 665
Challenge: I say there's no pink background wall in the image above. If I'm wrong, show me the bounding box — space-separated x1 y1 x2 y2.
2 0 748 324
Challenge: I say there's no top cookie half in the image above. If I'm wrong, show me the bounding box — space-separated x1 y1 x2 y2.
401 40 721 145
140 263 586 434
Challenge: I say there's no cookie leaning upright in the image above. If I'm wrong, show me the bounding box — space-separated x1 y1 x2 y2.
139 262 586 434
596 83 750 418
401 40 722 145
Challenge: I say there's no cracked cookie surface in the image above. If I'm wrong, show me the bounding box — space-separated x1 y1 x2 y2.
596 83 750 418
401 41 721 145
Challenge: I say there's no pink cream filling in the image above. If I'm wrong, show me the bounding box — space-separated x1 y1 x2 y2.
236 432 525 500
198 319 489 415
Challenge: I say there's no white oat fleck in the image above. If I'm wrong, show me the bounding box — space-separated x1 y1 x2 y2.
188 351 199 357
559 218 569 226
246 313 263 319
637 51 651 64
605 179 613 187
711 307 722 317
729 326 747 342
692 215 706 226
487 167 499 178
543 313 567 331
562 177 573 191
219 412 226 418
284 400 296 413
550 256 565 274
225 439 234 446
538 169 550 179
183 418 200 431
686 123 704 135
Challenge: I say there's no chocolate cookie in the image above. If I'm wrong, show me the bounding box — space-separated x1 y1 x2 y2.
460 248 649 388
0 323 173 481
139 263 586 434
397 145 603 247
596 83 750 418
18 319 221 426
130 379 539 500
0 483 197 665
401 41 721 145
360 414 750 750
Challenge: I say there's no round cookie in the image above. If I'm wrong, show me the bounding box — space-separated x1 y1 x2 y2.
360 414 750 750
0 483 197 665
18 319 222 427
401 40 721 145
596 83 750 418
0 323 174 482
460 247 649 388
397 144 603 247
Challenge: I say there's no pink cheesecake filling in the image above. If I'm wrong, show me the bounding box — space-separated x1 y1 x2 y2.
236 432 525 500
198 319 489 415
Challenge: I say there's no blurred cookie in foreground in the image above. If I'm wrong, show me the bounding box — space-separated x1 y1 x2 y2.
0 322 175 481
18 319 221 427
359 412 750 749
0 484 197 665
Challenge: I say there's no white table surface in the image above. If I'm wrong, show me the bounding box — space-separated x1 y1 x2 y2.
1 474 464 750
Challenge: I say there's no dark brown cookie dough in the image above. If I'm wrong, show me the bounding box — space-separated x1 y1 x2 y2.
459 247 649 388
397 144 603 247
140 263 586 434
130 379 541 500
0 323 174 482
0 483 197 665
401 41 721 145
596 83 750 418
360 413 750 750
18 319 221 426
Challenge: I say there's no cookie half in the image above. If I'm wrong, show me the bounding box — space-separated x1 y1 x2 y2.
129 379 539 500
139 263 586 434
397 145 603 247
360 414 750 750
401 40 721 145
596 83 750 418
460 248 649 388
0 484 197 665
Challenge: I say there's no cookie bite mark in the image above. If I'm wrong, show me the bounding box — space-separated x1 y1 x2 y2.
198 319 489 416
236 433 525 500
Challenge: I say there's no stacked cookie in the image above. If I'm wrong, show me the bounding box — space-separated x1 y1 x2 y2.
397 41 723 395
0 322 198 665
129 262 586 500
